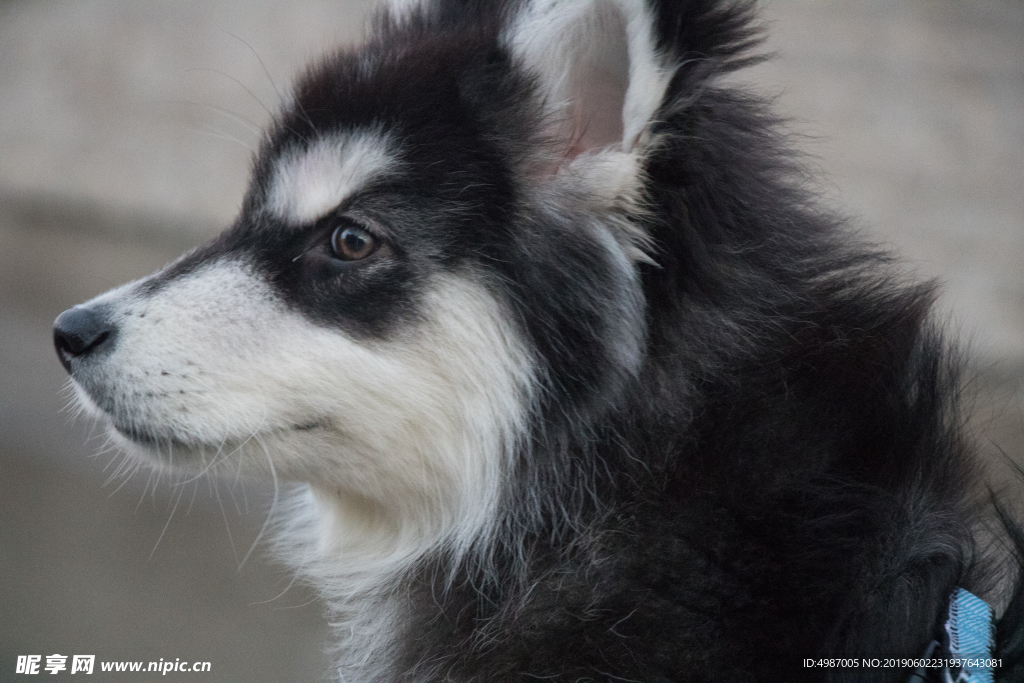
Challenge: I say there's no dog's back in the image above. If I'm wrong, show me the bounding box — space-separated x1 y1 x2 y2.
54 0 1024 680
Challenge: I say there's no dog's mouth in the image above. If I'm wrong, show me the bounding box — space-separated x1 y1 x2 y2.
67 364 336 467
111 423 186 449
108 417 330 456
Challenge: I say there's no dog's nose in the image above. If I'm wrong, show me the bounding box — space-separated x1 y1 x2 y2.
53 305 116 372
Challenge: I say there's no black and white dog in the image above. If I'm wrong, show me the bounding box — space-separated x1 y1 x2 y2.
53 0 1024 680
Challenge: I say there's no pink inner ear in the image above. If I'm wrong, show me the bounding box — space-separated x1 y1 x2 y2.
517 0 636 176
552 1 631 168
564 66 627 160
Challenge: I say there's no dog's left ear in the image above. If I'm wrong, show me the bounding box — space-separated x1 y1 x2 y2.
506 0 671 165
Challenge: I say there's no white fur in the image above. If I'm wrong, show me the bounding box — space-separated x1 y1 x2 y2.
77 260 533 538
68 258 535 680
383 0 425 23
268 129 399 225
558 150 656 264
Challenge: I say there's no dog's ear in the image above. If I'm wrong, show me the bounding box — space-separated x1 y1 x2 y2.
506 0 671 164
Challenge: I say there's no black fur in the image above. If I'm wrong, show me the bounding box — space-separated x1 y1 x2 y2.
255 1 1024 680
306 2 1024 681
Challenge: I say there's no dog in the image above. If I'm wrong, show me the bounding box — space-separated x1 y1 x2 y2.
53 0 1024 680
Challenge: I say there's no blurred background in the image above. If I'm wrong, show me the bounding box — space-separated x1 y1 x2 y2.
0 0 1021 680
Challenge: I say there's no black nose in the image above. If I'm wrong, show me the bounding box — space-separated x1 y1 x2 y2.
53 305 116 372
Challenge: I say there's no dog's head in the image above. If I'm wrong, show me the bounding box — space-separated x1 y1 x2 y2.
54 0 724 542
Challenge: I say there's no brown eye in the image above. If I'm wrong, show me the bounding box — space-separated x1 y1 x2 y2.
330 223 378 261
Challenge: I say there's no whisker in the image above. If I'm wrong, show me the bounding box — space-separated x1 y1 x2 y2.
148 482 186 561
238 434 279 572
222 30 285 107
214 480 240 566
186 67 276 119
196 128 256 154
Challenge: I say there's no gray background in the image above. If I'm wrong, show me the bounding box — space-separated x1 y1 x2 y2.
1 1 1022 681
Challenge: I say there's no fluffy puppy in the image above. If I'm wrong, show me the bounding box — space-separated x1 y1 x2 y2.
54 0 1024 680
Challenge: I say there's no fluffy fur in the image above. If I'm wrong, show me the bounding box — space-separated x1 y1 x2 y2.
54 0 1024 680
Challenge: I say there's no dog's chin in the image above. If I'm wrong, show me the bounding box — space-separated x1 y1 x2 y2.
104 421 216 470
103 415 334 477
65 385 180 467
70 385 328 475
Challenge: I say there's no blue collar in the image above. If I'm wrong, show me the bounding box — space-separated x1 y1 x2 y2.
945 588 995 683
907 588 995 683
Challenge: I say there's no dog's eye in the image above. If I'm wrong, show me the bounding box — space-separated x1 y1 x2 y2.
330 222 378 261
